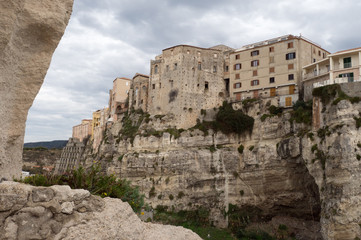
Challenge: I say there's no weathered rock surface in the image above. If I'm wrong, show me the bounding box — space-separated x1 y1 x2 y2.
0 0 73 180
302 98 361 240
0 181 202 240
83 100 322 238
85 93 361 239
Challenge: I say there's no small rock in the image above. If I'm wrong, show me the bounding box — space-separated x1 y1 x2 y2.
61 202 74 214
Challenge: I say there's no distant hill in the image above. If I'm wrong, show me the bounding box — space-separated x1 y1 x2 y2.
24 140 68 149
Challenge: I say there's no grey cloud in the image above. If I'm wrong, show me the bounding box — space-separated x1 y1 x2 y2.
24 0 361 142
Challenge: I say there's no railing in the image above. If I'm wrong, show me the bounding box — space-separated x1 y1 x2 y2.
313 77 361 88
333 63 359 70
304 69 329 80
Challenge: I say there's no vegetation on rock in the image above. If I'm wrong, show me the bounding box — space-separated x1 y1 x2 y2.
18 164 144 212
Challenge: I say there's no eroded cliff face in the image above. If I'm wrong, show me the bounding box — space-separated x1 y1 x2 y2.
82 99 321 238
0 0 73 179
301 98 361 240
86 94 361 239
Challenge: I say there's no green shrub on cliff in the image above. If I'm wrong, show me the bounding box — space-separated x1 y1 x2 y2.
19 164 144 213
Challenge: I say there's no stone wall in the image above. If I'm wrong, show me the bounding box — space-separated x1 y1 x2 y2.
148 45 228 129
0 0 73 180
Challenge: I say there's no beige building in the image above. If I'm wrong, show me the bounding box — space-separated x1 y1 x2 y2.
303 47 361 100
72 119 92 143
91 107 109 151
129 73 149 112
230 34 329 107
109 77 131 121
148 44 233 128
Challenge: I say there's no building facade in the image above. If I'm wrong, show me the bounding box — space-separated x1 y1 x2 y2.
129 73 149 112
303 47 361 101
148 45 232 128
92 108 109 151
229 35 329 107
72 119 92 143
109 77 131 121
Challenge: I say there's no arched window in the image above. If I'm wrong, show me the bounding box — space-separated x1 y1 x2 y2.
154 65 158 74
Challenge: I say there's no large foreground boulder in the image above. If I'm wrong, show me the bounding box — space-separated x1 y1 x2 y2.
0 0 73 180
0 181 202 240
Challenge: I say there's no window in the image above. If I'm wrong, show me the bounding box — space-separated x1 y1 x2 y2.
198 62 202 70
152 84 155 89
318 50 321 56
269 67 275 73
159 83 161 88
288 74 294 80
213 66 217 73
269 56 274 63
235 54 240 60
269 77 275 83
287 42 293 48
234 82 241 88
269 46 274 52
323 52 326 58
205 81 209 90
166 65 169 71
251 60 259 67
174 63 177 70
234 63 241 70
214 53 218 58
251 80 259 86
251 50 259 56
235 73 240 79
253 70 257 76
154 65 158 74
225 65 229 72
288 64 294 70
286 52 296 60
343 57 352 68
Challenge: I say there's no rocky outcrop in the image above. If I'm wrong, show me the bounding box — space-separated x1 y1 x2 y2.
302 98 361 240
0 0 73 180
0 181 202 240
84 100 322 238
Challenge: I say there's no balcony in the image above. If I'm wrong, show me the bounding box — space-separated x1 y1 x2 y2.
304 69 329 80
313 76 361 88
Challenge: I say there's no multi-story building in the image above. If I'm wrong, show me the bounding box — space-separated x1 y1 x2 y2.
72 119 92 143
109 77 131 121
303 47 361 100
148 44 233 129
230 34 329 107
129 73 149 112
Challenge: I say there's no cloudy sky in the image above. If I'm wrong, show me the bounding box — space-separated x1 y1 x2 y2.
24 0 361 143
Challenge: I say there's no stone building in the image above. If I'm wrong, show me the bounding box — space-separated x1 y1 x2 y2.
230 34 329 107
54 138 85 174
109 77 131 121
303 47 361 101
72 119 92 143
92 108 109 151
129 73 149 112
148 44 232 129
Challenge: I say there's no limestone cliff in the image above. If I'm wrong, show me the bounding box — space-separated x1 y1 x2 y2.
0 0 73 180
84 90 361 240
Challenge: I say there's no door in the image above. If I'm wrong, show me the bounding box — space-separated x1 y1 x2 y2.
253 90 259 98
270 88 276 97
285 97 292 107
289 85 295 94
236 93 241 101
